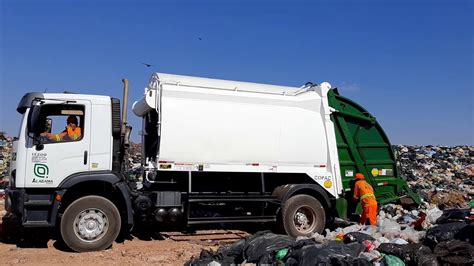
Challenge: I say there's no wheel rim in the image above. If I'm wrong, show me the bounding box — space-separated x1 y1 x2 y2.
73 208 109 242
293 205 317 234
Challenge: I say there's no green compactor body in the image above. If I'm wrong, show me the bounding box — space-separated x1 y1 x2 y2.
327 89 421 218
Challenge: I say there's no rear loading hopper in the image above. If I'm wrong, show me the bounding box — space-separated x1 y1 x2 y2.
328 89 421 216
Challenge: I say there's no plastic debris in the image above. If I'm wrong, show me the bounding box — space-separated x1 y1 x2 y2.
380 219 401 238
426 207 443 224
343 232 375 244
383 254 405 266
359 250 382 262
274 248 289 261
390 238 408 245
362 239 377 251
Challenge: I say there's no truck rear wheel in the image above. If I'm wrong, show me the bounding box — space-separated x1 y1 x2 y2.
60 195 121 252
282 194 325 237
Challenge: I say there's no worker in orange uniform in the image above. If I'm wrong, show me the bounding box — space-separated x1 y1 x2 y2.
41 115 82 141
353 173 378 225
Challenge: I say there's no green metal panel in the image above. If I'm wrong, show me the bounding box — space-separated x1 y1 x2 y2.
327 89 420 214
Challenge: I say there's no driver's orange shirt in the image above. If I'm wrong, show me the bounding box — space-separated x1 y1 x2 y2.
66 126 82 140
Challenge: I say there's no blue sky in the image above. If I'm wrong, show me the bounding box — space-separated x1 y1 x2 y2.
1 0 472 145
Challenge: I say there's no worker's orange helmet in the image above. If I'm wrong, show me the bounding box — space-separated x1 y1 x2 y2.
355 173 365 180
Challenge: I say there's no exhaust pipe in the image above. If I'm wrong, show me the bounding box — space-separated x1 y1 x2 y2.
121 79 129 134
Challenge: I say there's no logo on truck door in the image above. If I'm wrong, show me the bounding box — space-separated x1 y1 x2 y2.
32 163 53 184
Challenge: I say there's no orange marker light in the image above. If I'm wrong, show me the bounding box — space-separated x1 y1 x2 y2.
55 195 62 202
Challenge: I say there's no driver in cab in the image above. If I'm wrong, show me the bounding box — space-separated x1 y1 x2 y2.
41 115 82 142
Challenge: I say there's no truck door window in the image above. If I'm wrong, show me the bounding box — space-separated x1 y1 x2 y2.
31 104 85 144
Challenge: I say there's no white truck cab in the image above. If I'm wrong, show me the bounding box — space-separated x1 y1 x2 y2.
12 94 114 188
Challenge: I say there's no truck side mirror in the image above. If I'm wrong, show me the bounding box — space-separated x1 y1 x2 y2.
35 142 44 151
27 105 41 133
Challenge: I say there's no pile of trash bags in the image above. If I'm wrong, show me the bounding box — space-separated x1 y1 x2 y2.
187 202 474 265
396 145 473 208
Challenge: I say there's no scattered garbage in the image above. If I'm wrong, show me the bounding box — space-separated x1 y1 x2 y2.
188 200 473 265
343 232 375 244
188 216 473 265
397 145 473 208
0 132 12 189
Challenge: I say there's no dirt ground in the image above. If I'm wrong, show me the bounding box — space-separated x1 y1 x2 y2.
0 202 251 265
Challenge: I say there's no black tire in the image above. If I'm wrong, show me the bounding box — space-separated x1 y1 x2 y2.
60 195 121 252
282 194 325 237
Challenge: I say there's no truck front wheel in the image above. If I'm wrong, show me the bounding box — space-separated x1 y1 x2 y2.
282 194 325 237
60 195 121 252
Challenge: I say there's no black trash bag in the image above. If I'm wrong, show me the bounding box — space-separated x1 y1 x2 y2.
186 249 237 266
436 208 470 224
411 244 434 266
292 238 321 249
286 245 333 265
343 232 375 244
349 258 372 266
330 255 371 266
325 241 365 258
434 240 474 266
417 255 439 266
216 238 246 264
377 243 432 266
286 241 365 266
242 231 295 264
455 223 474 245
424 222 467 250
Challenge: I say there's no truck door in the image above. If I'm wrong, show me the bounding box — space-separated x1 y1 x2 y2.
24 100 91 188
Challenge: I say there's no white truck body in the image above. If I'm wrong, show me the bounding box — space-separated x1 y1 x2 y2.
133 73 343 197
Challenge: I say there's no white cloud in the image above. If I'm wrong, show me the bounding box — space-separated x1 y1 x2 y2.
339 81 361 92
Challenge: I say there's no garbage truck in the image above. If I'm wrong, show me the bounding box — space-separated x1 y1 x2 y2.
4 73 420 252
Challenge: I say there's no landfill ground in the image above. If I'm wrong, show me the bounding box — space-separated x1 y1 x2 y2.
0 201 253 265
